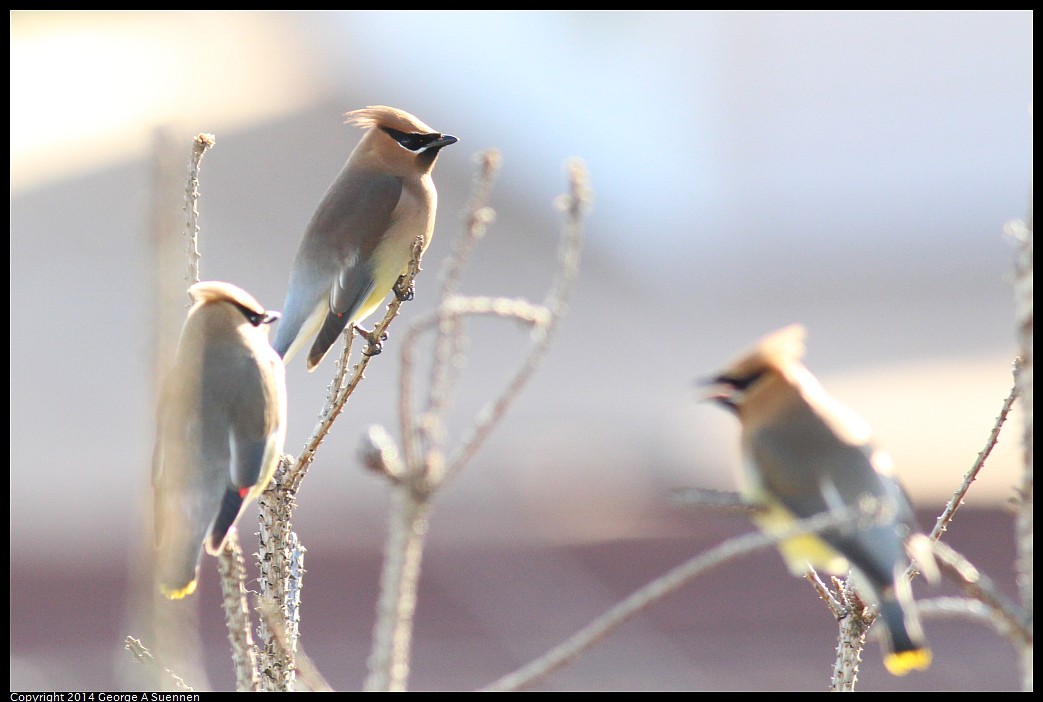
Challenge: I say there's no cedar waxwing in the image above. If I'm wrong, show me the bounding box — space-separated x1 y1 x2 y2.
703 324 933 675
152 281 287 599
272 105 458 371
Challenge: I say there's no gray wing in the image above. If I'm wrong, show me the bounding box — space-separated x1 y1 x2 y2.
203 338 286 552
305 169 402 368
152 360 202 544
152 350 217 592
274 163 402 363
751 405 912 585
223 356 277 490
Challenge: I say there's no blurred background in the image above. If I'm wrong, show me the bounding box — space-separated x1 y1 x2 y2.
9 10 1032 691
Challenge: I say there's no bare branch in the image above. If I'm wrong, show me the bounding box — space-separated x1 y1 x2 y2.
183 133 214 290
256 598 334 692
918 596 1021 640
805 571 873 691
124 636 195 692
923 368 1020 548
256 221 427 692
670 487 761 517
216 532 260 691
285 236 425 494
365 158 589 692
256 462 306 692
930 539 1030 644
829 578 871 692
481 503 882 692
445 159 590 481
401 150 503 476
362 493 432 692
439 149 502 301
360 424 406 483
805 567 845 618
284 331 356 494
1006 201 1033 691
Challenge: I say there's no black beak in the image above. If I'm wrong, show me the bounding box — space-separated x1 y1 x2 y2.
695 375 739 412
429 134 458 150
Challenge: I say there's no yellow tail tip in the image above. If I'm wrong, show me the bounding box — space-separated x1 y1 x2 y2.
884 648 932 675
160 578 198 600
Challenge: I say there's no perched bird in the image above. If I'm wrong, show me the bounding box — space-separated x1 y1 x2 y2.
702 324 934 675
272 105 458 371
152 281 287 599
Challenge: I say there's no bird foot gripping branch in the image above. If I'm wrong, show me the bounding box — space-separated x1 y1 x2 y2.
356 324 389 357
393 273 416 302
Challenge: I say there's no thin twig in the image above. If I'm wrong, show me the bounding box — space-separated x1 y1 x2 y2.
446 159 590 481
917 596 1020 637
670 487 760 516
258 233 425 691
362 491 432 692
422 151 503 464
184 133 214 290
805 567 845 617
930 539 1030 644
439 149 502 302
1006 203 1033 692
481 503 884 692
284 331 356 494
399 294 555 489
360 424 406 483
286 236 425 494
124 636 195 692
925 370 1020 546
365 159 590 692
401 150 503 475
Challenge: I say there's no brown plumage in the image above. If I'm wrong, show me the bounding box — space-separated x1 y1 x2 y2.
703 324 934 675
152 281 287 599
272 106 458 371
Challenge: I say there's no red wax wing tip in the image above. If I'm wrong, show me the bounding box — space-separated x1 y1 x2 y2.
239 486 250 498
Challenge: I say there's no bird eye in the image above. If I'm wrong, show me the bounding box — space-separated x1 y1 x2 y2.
233 304 265 326
716 371 764 391
382 126 440 152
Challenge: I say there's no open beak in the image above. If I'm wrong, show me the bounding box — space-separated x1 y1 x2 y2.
695 375 739 412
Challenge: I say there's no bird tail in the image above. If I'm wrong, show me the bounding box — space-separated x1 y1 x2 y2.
153 493 205 599
155 523 204 600
160 577 199 600
877 580 931 675
206 487 247 555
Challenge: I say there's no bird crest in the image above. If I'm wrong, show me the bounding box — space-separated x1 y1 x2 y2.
188 281 267 316
719 323 807 382
345 105 437 135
